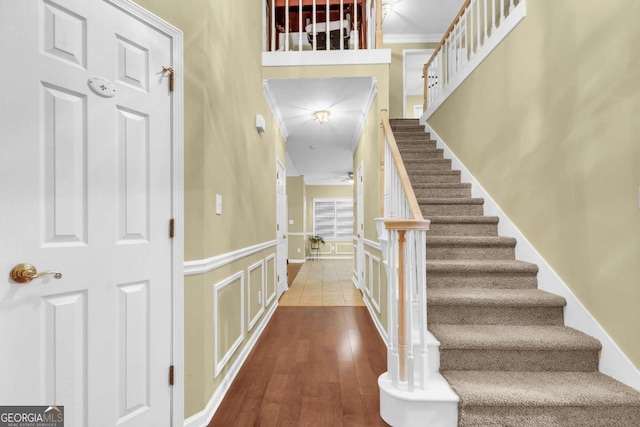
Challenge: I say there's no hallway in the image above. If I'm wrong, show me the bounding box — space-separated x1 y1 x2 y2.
209 259 388 426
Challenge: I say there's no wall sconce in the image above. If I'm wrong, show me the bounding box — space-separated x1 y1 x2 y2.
256 114 266 133
313 110 331 125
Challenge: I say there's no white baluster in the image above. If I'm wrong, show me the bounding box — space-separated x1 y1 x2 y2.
484 0 489 39
285 0 290 51
405 233 415 391
353 0 358 49
326 0 330 50
340 0 344 50
475 0 480 56
270 0 276 51
509 0 514 14
312 0 317 50
463 10 469 64
298 0 302 51
500 0 505 24
491 0 497 33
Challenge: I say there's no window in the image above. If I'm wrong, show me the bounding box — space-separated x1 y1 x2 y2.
313 198 353 240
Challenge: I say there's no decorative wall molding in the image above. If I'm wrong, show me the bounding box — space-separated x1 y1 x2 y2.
184 240 277 276
262 49 391 67
262 80 289 139
264 254 277 306
364 238 381 251
424 123 640 391
212 271 244 378
351 77 378 151
287 232 306 236
335 242 354 255
247 260 265 332
361 281 388 343
185 302 278 427
369 253 382 314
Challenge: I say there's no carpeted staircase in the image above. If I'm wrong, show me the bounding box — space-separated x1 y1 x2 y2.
390 118 640 426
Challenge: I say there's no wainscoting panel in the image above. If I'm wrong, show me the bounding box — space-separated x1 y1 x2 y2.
212 271 244 377
247 260 265 332
265 254 276 306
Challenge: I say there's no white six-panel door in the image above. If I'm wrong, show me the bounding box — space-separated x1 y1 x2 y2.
0 0 175 425
276 160 288 297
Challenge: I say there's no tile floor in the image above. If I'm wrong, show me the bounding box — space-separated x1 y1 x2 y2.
279 259 365 307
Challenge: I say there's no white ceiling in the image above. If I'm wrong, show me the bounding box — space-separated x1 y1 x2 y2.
266 77 375 186
266 0 464 185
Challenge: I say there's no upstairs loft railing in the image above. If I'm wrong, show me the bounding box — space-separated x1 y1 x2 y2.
264 0 385 52
423 0 526 114
378 109 430 391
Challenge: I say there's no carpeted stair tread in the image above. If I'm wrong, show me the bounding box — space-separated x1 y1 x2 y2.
426 259 538 274
427 235 517 247
428 288 565 308
430 325 602 351
442 371 640 407
413 183 471 189
419 197 484 205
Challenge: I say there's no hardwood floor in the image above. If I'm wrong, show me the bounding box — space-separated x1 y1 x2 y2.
208 307 389 426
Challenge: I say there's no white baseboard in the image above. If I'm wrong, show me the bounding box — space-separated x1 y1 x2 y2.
288 259 305 264
305 256 354 260
184 301 279 427
424 123 640 391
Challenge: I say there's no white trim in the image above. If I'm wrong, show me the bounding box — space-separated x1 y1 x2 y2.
184 240 277 276
423 123 640 391
364 238 381 251
287 232 306 236
421 3 526 121
370 253 382 314
247 260 265 332
264 254 277 305
363 253 372 297
351 77 378 151
306 256 353 260
262 49 391 66
212 271 245 378
288 259 305 264
262 80 289 139
106 2 184 424
185 302 278 427
383 33 442 44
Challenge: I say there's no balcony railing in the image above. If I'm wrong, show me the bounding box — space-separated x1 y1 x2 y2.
264 0 384 52
423 0 526 117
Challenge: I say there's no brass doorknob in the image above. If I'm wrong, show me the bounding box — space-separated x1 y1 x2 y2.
10 263 63 283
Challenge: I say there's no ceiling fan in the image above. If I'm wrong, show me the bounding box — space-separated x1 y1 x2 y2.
340 172 354 183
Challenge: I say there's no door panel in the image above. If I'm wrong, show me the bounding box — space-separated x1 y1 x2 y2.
0 1 174 426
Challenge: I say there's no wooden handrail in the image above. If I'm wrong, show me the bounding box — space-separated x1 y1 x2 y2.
425 0 471 69
380 109 424 220
385 219 430 230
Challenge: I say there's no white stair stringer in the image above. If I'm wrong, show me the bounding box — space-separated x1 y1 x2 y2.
379 331 459 427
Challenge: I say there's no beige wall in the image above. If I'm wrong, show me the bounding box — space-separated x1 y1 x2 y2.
428 0 640 369
406 95 424 118
383 42 438 118
133 0 285 418
353 99 388 331
306 185 355 258
287 176 306 261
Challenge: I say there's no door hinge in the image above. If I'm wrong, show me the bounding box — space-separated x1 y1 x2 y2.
277 224 280 231
169 365 174 386
277 274 280 282
169 219 175 238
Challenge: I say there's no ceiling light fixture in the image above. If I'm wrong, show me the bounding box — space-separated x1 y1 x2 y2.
382 0 401 19
313 110 331 125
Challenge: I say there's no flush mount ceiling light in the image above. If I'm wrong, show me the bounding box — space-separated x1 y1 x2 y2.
313 110 331 125
382 0 401 19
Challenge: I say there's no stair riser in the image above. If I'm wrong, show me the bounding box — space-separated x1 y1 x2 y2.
427 271 538 289
428 306 564 326
410 175 461 184
405 160 452 171
427 222 497 236
427 245 515 260
413 187 472 198
399 150 444 160
458 406 640 427
439 350 599 372
421 204 484 216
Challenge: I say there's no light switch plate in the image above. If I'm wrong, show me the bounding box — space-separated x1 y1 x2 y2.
289 219 294 225
216 194 222 215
